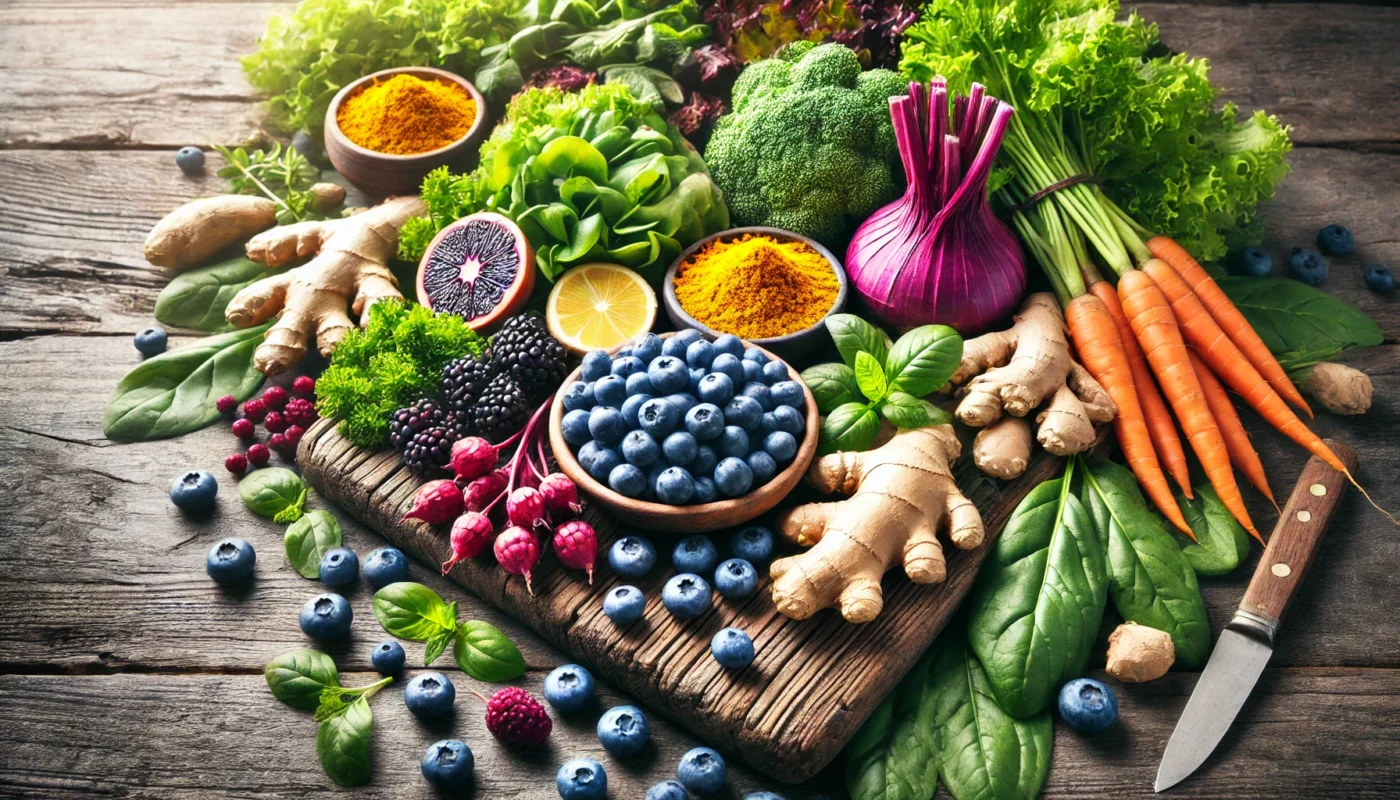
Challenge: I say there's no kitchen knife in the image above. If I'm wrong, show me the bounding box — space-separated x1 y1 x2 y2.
1155 439 1357 793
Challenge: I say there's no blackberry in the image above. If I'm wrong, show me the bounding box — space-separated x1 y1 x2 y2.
470 371 530 436
442 353 495 415
403 427 453 477
389 399 452 452
492 315 568 400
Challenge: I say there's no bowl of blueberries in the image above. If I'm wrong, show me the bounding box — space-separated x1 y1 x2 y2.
548 329 818 533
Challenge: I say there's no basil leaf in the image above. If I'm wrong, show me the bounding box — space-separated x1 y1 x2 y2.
372 582 457 642
826 314 890 370
885 324 963 398
854 350 888 403
968 468 1108 718
154 257 280 332
1081 460 1211 667
423 606 458 667
265 648 340 711
455 620 526 683
1217 277 1382 372
879 392 951 430
819 402 880 455
316 698 373 787
239 467 307 524
844 647 940 800
933 636 1053 800
104 324 270 442
801 363 860 414
283 510 343 579
1173 483 1250 576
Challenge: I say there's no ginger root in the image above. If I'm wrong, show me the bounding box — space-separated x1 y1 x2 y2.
1105 622 1175 683
226 195 426 375
144 195 277 270
770 426 983 623
974 416 1032 480
1301 361 1373 415
946 293 1115 477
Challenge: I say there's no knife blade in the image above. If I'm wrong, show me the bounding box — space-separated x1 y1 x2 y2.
1155 439 1357 793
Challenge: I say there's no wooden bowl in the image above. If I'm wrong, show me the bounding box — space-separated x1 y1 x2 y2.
324 67 487 199
548 334 820 534
662 227 848 362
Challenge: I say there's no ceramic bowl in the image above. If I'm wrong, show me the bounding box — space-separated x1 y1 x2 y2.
662 227 848 362
324 67 487 198
548 333 819 534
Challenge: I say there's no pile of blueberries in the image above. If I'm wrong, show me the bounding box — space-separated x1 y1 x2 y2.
560 330 806 504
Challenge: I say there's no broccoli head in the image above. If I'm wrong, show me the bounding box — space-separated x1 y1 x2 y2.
704 42 908 249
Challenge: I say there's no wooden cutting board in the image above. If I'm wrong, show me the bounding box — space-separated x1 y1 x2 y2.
298 417 1062 784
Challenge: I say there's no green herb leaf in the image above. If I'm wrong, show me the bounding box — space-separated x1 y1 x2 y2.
454 620 526 683
239 468 307 524
854 351 888 403
314 675 392 723
884 324 963 398
265 648 340 711
372 582 457 642
1173 483 1250 576
801 363 860 414
1217 277 1383 371
423 604 459 667
155 257 281 332
819 402 881 455
826 314 890 370
316 697 374 787
844 646 940 800
283 510 343 579
104 324 269 442
879 392 951 430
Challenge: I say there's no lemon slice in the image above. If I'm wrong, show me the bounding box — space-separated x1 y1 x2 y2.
546 263 658 355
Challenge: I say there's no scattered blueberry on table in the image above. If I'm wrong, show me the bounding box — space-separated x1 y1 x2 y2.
1365 264 1395 292
677 747 727 795
318 547 359 588
1287 248 1328 286
646 780 689 800
744 792 788 800
1058 677 1119 733
420 739 473 789
673 534 718 574
371 640 405 675
662 573 712 619
603 585 646 625
134 326 168 357
170 470 218 511
556 758 607 800
711 627 755 670
205 538 255 585
1232 246 1273 277
174 146 205 175
299 593 352 639
608 534 657 577
361 546 409 589
405 671 456 719
715 558 759 598
544 664 596 713
730 525 774 564
596 704 651 757
1316 223 1354 256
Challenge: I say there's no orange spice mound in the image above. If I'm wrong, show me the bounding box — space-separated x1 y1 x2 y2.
674 234 841 339
337 73 476 155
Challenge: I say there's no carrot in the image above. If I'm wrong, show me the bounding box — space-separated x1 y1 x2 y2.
1147 236 1313 418
1088 280 1193 498
1187 348 1276 510
1065 293 1194 537
1118 269 1260 540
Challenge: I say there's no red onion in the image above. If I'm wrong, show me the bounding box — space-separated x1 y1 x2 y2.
845 81 1025 334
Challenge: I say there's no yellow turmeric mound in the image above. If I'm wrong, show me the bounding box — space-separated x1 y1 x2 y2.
337 74 476 156
673 234 840 339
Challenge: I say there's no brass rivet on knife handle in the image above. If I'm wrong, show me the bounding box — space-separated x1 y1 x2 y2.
1239 439 1358 628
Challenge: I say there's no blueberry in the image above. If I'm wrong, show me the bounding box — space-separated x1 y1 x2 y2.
577 440 606 472
1317 224 1355 256
742 359 765 384
692 445 718 477
762 405 805 436
609 535 657 577
712 334 744 358
1058 677 1118 733
762 361 789 384
581 350 612 381
1288 248 1328 286
663 431 699 465
666 392 699 418
603 584 646 624
646 356 689 394
175 146 205 175
622 429 661 467
421 739 473 789
562 409 592 447
747 450 778 486
677 747 727 795
742 346 769 363
707 352 742 385
714 457 753 498
745 793 787 800
1233 246 1273 277
686 340 716 369
135 326 169 357
372 640 406 675
405 671 456 719
205 537 255 585
597 704 651 757
725 396 763 432
318 547 359 588
609 463 647 497
697 372 735 406
638 397 682 437
661 334 689 359
544 664 596 713
621 393 652 428
585 446 622 483
656 466 696 505
1366 264 1396 292
611 356 646 378
633 333 663 364
714 558 758 598
362 546 409 589
717 426 750 459
688 367 708 394
300 593 352 639
711 627 755 669
741 382 774 411
685 403 725 441
562 381 596 412
662 573 712 618
674 329 704 347
588 406 627 446
592 375 627 409
557 758 607 800
673 535 719 574
692 476 718 504
647 780 690 800
730 526 774 564
769 380 804 409
626 371 655 397
764 431 798 463
171 470 218 511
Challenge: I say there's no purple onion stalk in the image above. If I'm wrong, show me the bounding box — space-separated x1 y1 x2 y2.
845 81 1026 334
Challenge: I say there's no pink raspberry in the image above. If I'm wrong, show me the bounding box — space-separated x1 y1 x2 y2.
261 385 288 409
484 687 552 747
216 395 238 414
283 397 318 426
263 411 288 434
231 418 255 439
242 398 267 421
292 375 316 396
246 443 270 467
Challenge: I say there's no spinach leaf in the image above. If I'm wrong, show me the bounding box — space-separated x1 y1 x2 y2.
316 697 374 787
601 64 685 107
854 351 888 403
885 324 963 398
1217 277 1382 371
844 647 940 800
968 466 1108 718
933 637 1053 800
819 402 880 455
802 363 860 414
372 582 458 642
283 510 343 579
104 323 270 442
1081 459 1211 667
879 392 951 430
154 257 280 332
239 467 308 524
265 648 340 711
826 314 890 370
455 620 526 683
1173 484 1250 576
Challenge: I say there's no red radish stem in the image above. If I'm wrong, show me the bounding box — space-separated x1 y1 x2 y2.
442 511 495 574
494 525 541 594
400 479 463 525
552 520 597 583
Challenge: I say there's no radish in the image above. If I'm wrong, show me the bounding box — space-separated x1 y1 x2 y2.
507 486 549 531
539 472 584 518
442 511 495 575
552 520 598 584
400 479 463 525
494 526 541 594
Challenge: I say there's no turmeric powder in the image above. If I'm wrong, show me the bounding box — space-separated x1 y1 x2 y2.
674 234 840 339
336 74 476 155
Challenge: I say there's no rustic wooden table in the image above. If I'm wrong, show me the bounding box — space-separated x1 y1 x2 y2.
2 1 1398 797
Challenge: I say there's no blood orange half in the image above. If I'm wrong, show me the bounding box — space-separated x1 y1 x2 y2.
416 211 535 330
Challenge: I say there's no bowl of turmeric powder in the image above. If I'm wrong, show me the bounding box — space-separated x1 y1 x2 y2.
325 67 487 198
663 227 848 361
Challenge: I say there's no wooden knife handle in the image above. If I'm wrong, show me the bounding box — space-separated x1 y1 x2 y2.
1239 440 1357 630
